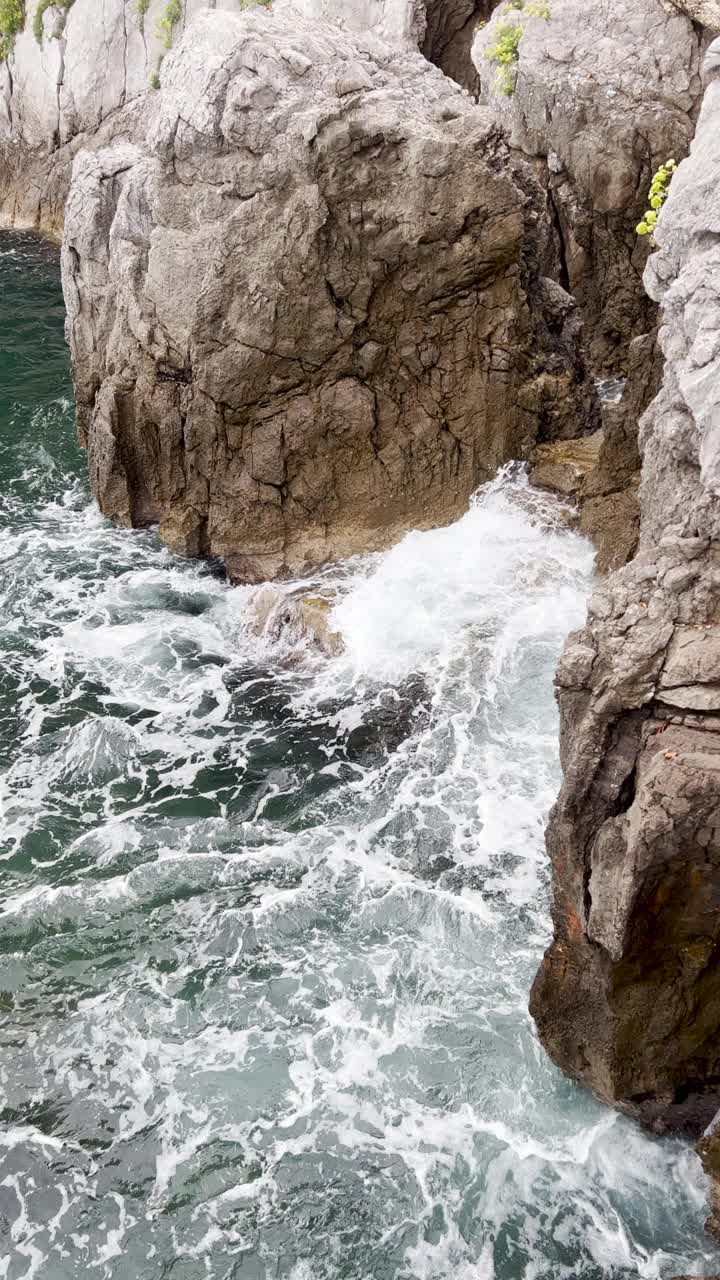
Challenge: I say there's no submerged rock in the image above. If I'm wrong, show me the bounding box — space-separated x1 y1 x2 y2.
249 585 344 658
530 41 720 1137
62 7 595 582
472 0 704 369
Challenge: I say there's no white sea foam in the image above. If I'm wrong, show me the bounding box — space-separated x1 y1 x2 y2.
1 452 717 1280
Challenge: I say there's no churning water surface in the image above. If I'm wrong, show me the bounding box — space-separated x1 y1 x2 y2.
1 232 719 1280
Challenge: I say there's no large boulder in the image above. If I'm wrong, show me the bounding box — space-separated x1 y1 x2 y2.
0 0 495 235
530 41 720 1136
62 8 596 582
472 0 704 370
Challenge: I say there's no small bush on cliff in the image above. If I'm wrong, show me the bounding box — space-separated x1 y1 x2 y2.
238 0 273 7
636 159 678 242
0 0 24 61
136 0 150 31
485 22 523 95
156 0 181 49
33 0 72 44
485 1 550 96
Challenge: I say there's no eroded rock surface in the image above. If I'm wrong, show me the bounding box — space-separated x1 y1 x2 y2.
422 0 491 94
274 0 426 44
530 42 720 1135
670 0 720 31
0 0 224 234
472 0 704 369
62 8 595 582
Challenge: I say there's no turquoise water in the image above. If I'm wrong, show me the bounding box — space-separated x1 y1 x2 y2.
1 230 719 1280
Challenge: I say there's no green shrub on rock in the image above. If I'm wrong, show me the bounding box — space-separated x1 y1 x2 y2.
155 0 181 49
33 0 72 44
0 0 24 61
485 0 551 96
636 159 678 242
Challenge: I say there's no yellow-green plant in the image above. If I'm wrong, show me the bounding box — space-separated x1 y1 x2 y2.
485 21 523 95
0 0 24 61
238 0 272 7
136 0 150 31
33 0 72 44
636 159 678 242
155 0 181 49
485 0 550 96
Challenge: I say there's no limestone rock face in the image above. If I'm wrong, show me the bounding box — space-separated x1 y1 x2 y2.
530 42 720 1135
0 0 215 234
472 0 704 369
670 0 720 31
0 0 494 236
274 0 427 44
62 8 595 582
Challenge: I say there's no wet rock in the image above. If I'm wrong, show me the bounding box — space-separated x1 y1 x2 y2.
62 8 595 583
530 43 720 1137
472 0 704 370
343 674 430 766
531 331 664 574
698 1119 720 1241
530 432 603 497
249 586 344 658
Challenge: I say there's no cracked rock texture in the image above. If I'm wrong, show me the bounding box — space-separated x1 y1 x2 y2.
530 40 720 1137
0 0 499 238
0 0 229 234
277 0 492 90
273 0 427 44
671 0 720 30
472 0 704 370
62 8 596 582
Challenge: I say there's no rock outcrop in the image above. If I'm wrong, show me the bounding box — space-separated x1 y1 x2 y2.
671 0 720 31
61 7 596 582
0 0 219 234
530 39 720 1136
0 0 494 236
531 333 664 574
472 0 704 370
274 0 425 44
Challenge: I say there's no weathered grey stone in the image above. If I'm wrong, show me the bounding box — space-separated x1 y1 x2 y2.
472 0 704 369
0 0 251 234
62 8 596 582
274 0 426 44
669 0 720 31
530 50 720 1137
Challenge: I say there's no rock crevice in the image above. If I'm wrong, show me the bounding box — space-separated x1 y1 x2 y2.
530 39 720 1139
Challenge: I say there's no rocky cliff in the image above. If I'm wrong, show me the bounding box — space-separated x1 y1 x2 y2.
61 7 595 581
472 0 704 371
530 37 720 1137
0 0 489 236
